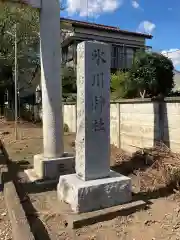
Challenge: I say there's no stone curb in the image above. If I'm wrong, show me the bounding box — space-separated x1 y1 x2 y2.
4 181 35 240
64 200 147 229
0 140 35 240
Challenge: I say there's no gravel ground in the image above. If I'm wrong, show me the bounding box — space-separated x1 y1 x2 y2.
0 192 12 240
26 190 180 240
2 119 180 239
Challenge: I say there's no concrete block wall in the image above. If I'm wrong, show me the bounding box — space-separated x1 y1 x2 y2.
119 101 160 153
63 97 180 154
110 103 120 147
163 101 180 152
63 103 76 133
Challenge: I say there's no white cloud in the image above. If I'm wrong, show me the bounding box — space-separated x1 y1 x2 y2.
162 49 180 67
137 21 156 35
132 1 139 9
66 0 123 17
132 1 144 10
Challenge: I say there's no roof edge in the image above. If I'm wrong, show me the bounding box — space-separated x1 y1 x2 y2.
60 17 153 39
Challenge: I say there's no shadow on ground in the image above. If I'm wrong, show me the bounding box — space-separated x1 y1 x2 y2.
133 186 173 202
10 161 54 240
0 143 54 240
111 151 154 175
111 147 175 204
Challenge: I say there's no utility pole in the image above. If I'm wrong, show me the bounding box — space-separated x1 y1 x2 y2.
86 0 89 22
6 24 18 140
14 24 18 140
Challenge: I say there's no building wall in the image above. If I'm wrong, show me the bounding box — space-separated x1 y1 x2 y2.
62 98 180 154
74 27 146 46
63 41 144 70
62 26 148 69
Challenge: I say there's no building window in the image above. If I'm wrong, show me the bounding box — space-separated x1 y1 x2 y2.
62 47 68 64
111 45 137 70
126 47 135 69
111 45 124 70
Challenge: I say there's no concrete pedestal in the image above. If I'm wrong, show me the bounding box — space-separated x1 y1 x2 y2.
25 153 75 182
58 171 132 213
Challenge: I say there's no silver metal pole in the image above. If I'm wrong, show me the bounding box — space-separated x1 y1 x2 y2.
14 24 18 140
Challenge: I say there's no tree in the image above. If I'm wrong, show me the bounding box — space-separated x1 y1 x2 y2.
61 66 77 101
0 2 39 69
0 1 66 98
0 2 40 108
126 51 174 98
110 71 129 99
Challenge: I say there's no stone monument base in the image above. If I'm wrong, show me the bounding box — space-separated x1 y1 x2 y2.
57 171 132 213
25 153 75 182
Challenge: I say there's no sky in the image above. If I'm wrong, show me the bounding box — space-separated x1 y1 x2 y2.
61 0 180 70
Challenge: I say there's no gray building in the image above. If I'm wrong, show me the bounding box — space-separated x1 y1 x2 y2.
61 18 152 71
19 18 153 101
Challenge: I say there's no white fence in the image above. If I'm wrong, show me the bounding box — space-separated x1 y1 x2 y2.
63 98 180 154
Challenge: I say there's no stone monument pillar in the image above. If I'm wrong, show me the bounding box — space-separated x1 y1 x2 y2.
25 0 74 181
58 41 132 213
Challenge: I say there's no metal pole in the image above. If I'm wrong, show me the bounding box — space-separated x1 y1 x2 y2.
86 0 89 21
14 24 18 140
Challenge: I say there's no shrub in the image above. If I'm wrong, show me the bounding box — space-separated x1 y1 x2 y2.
127 51 174 98
110 71 130 99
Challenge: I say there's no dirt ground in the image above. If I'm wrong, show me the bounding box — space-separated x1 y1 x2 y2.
0 192 12 240
1 118 180 240
0 151 12 240
0 119 75 166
